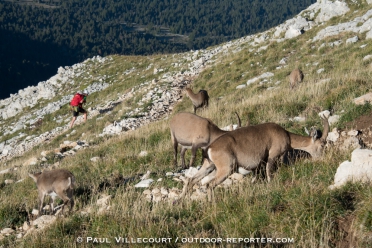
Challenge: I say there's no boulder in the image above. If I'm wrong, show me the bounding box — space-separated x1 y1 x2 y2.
354 93 372 105
32 215 57 230
134 179 154 188
329 149 372 189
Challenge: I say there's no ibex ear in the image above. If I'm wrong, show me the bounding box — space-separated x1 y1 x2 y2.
312 130 318 142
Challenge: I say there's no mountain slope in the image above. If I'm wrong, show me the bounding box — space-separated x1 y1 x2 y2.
0 0 372 247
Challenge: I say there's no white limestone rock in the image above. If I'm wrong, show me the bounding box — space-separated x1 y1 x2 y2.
327 128 340 142
1 228 14 235
354 92 372 105
329 149 372 189
184 167 199 178
134 179 154 188
315 0 350 23
32 215 57 230
328 115 340 125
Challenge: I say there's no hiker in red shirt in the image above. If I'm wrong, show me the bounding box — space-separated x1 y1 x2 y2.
69 90 89 128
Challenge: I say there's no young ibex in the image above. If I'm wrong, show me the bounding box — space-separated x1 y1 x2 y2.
289 68 304 89
29 169 75 216
185 88 209 114
170 112 228 169
181 116 329 196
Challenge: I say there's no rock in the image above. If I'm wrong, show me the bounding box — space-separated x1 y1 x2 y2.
328 115 340 125
346 36 358 44
40 150 52 157
97 195 111 207
184 167 199 178
160 187 169 195
143 189 152 195
247 77 259 85
222 178 233 187
291 116 306 122
329 149 372 189
134 179 154 188
190 189 207 200
230 173 244 181
4 179 14 184
354 93 372 105
152 193 163 202
32 215 57 230
140 171 151 180
73 145 83 151
363 55 372 61
90 157 100 162
236 84 246 89
0 169 10 175
319 110 331 119
168 191 180 199
315 0 350 23
144 194 152 202
139 151 148 157
317 68 325 74
25 157 38 166
327 128 340 142
23 221 31 231
31 209 39 216
151 188 160 194
279 58 287 65
347 130 359 137
1 228 14 235
340 137 360 151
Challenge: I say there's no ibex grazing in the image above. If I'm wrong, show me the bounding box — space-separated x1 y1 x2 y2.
185 88 209 114
29 169 75 216
289 68 304 89
181 116 329 196
170 112 243 169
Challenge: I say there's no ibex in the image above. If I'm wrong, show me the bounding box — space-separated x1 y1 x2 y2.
185 87 209 114
170 112 243 169
29 169 75 216
289 68 304 89
181 116 329 196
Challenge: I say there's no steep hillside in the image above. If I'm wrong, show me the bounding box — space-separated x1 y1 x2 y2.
0 0 372 247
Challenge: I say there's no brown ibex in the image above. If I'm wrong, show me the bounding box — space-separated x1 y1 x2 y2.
185 88 209 114
170 112 243 169
181 116 329 196
29 169 75 216
289 68 304 89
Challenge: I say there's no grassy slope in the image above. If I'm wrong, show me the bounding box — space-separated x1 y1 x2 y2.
1 1 372 247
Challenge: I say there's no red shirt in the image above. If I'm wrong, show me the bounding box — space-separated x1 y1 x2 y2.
70 93 85 107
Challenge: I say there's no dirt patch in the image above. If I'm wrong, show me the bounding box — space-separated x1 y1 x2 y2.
333 214 358 248
344 111 372 148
